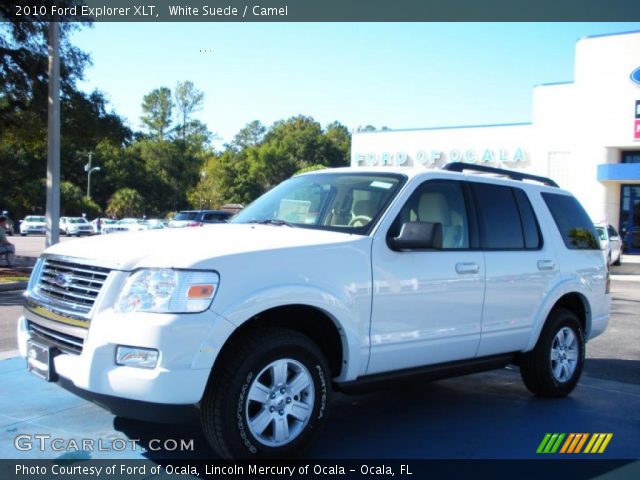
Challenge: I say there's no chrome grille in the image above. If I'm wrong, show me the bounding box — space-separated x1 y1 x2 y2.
36 259 111 315
28 321 84 355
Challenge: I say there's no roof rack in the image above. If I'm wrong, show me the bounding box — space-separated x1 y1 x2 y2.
441 162 559 188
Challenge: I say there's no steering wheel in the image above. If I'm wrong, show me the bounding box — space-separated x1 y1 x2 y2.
348 215 372 227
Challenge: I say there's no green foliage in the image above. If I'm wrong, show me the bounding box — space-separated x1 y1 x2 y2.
191 117 351 208
106 188 145 218
294 164 328 176
175 81 204 142
141 87 173 140
0 16 353 220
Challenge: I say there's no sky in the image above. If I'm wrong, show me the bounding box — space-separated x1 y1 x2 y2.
70 22 640 147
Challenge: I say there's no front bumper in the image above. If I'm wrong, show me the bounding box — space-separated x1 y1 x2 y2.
17 305 236 408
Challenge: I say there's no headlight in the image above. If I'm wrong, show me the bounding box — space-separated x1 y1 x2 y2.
115 269 219 314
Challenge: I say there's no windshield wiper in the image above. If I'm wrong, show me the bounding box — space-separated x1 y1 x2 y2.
248 219 297 228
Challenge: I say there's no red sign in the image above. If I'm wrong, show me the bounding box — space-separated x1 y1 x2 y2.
635 120 640 141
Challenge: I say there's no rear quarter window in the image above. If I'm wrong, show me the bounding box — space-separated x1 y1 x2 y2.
541 193 599 250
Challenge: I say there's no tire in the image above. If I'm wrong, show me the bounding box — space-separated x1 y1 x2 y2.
20 233 26 237
201 327 331 459
520 308 585 398
613 254 621 266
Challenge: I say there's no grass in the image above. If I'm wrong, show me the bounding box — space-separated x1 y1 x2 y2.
0 275 29 283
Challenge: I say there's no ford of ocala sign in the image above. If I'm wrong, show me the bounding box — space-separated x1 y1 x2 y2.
631 67 640 86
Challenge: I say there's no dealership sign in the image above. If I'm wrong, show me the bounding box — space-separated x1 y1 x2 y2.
353 148 528 167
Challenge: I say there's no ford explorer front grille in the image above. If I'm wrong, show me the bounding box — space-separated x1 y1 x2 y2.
28 321 84 355
35 258 111 316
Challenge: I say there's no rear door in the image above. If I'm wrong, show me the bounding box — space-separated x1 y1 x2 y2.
472 182 556 356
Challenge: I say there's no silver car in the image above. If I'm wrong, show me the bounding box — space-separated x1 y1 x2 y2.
595 223 622 266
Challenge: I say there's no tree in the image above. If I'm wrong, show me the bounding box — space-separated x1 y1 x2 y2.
231 120 266 150
141 87 173 139
174 81 204 142
106 188 145 218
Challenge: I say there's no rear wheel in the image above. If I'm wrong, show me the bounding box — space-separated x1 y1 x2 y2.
201 327 331 459
520 308 585 398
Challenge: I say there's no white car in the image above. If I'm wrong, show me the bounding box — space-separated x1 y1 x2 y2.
20 216 47 236
59 217 93 237
595 223 622 266
19 163 610 459
90 218 118 234
116 218 150 232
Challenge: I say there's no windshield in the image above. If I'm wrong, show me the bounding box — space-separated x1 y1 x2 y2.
595 227 606 241
231 172 405 234
174 212 197 221
25 216 46 222
68 218 88 224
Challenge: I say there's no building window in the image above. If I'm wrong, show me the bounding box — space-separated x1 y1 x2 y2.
621 151 640 164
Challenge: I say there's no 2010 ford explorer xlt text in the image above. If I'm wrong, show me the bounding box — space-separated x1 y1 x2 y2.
18 163 610 458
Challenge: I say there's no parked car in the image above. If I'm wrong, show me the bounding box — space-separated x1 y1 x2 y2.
116 218 150 232
595 223 622 266
90 217 118 234
144 219 167 230
20 216 47 236
19 163 610 459
59 217 93 237
1 211 14 236
168 209 233 228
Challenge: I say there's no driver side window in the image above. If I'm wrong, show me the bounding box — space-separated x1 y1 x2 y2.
391 180 470 249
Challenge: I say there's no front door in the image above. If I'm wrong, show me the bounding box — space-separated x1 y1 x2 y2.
620 185 640 254
368 179 484 375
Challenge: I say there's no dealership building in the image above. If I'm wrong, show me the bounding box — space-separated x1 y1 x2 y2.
351 30 640 254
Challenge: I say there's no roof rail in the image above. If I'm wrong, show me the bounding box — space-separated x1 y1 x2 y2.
441 162 559 188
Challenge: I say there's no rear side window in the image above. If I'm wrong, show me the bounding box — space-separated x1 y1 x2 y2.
513 188 542 249
542 193 599 250
472 183 530 250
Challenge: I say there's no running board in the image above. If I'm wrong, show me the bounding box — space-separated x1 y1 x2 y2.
335 352 516 394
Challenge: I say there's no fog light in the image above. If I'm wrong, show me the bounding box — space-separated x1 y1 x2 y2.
116 346 159 369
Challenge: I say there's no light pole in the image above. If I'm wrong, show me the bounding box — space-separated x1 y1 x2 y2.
84 152 101 199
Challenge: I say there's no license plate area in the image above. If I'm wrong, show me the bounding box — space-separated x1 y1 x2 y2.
26 340 56 381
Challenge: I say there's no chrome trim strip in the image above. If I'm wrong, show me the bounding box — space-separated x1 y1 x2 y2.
24 307 89 340
26 293 91 318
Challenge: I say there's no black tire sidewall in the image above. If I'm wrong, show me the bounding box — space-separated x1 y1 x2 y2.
219 339 330 459
539 310 585 395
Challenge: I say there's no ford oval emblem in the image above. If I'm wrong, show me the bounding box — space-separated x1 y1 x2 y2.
631 67 640 86
53 272 73 288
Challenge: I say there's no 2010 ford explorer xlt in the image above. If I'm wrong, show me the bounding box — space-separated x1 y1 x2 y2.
18 163 610 458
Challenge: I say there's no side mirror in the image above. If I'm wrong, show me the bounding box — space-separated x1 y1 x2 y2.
389 222 443 251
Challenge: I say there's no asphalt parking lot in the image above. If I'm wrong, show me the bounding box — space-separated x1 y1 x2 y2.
0 274 638 462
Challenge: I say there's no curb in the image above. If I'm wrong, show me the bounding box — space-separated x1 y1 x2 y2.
0 281 27 292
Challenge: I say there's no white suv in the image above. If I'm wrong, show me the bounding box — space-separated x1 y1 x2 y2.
18 163 610 458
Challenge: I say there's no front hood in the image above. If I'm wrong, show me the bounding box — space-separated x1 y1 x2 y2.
43 224 361 270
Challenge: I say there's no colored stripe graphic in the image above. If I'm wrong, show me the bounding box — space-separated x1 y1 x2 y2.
537 433 565 453
585 433 613 454
540 433 613 454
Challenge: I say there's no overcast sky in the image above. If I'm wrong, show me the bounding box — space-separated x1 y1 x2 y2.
71 22 640 147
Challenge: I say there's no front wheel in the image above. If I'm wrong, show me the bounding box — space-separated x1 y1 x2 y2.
201 327 331 459
520 308 585 398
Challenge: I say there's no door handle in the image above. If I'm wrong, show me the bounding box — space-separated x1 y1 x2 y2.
456 262 479 274
537 260 556 271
